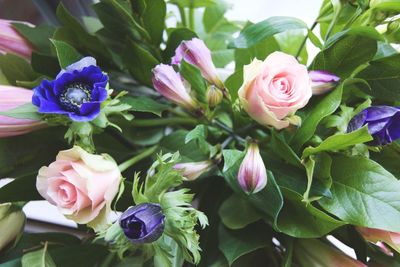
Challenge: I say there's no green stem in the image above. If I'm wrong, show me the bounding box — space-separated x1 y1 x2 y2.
118 145 159 172
325 5 342 41
178 6 187 27
213 119 247 145
189 1 195 30
295 21 318 59
131 117 197 127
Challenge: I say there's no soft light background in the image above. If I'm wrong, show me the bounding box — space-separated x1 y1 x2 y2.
1 0 356 259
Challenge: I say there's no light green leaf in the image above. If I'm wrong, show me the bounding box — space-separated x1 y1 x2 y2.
50 39 82 69
122 96 169 117
229 16 307 49
270 130 302 168
319 155 400 232
302 125 373 158
180 60 207 103
22 243 56 267
219 194 262 229
185 125 207 144
0 103 41 120
142 0 166 45
222 149 243 172
218 223 269 265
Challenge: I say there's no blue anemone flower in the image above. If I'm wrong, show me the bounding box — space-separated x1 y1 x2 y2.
32 57 108 122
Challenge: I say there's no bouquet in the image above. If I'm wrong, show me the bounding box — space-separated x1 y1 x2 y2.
1 0 400 266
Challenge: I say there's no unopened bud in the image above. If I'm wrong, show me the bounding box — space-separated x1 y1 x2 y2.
207 85 223 107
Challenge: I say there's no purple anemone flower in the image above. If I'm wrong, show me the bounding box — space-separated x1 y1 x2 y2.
32 57 108 122
347 106 400 145
119 203 165 244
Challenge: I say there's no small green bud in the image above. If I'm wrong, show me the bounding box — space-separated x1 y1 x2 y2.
0 203 26 251
206 85 223 108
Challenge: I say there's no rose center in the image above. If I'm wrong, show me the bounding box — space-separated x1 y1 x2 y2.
59 83 91 112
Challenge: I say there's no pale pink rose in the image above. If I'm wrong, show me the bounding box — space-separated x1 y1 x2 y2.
237 143 267 194
357 227 400 255
0 19 34 59
36 146 121 231
238 52 312 130
0 85 44 138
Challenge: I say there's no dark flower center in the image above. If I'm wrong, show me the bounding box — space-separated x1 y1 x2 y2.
122 218 147 239
59 83 91 112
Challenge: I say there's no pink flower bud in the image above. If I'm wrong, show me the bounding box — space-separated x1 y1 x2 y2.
174 161 213 181
171 38 224 88
237 143 267 194
0 19 34 59
357 227 400 255
295 239 367 267
152 64 196 110
0 85 44 138
309 70 340 95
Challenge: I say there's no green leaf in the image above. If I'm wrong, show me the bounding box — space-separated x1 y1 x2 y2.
218 223 269 265
50 39 82 69
180 60 207 103
371 142 400 178
92 0 149 42
31 52 60 78
122 96 169 117
56 3 112 60
302 126 373 158
356 54 400 101
274 29 308 64
203 0 231 33
222 149 243 172
224 69 243 102
49 244 108 267
12 23 55 55
163 28 197 60
21 243 56 267
229 17 307 49
219 194 262 229
311 33 377 78
0 103 40 120
319 155 400 232
169 0 216 8
234 36 280 71
185 125 207 144
278 189 345 238
0 54 39 85
270 130 302 168
290 81 344 152
142 0 166 45
0 174 42 202
122 40 159 86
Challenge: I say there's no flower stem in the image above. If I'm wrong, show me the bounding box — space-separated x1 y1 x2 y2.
212 119 247 145
178 6 187 27
131 117 198 127
118 145 159 172
295 21 318 59
325 5 342 41
189 1 195 30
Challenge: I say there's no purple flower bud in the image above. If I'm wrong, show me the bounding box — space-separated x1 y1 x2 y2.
119 203 165 244
347 106 400 145
309 70 340 95
237 143 267 194
171 38 224 88
152 64 196 110
174 160 213 181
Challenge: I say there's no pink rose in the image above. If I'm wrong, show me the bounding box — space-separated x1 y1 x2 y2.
36 146 121 231
238 52 312 130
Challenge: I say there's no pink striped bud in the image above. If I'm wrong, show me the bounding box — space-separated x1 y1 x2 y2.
0 19 34 59
0 85 43 138
152 64 196 110
309 70 340 95
357 227 400 255
237 143 267 194
174 161 213 181
172 38 224 88
295 239 367 267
